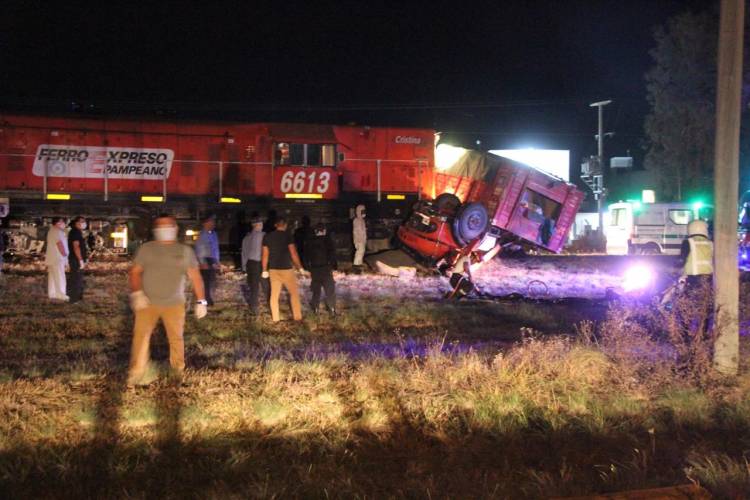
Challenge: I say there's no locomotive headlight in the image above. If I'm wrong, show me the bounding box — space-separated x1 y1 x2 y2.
435 144 467 171
185 229 196 237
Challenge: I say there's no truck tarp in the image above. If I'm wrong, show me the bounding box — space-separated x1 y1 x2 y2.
440 149 505 183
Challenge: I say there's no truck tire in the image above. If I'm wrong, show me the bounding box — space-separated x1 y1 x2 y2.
642 242 661 255
452 202 489 246
435 193 461 214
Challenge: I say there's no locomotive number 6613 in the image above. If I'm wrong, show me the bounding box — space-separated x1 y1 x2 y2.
274 167 337 199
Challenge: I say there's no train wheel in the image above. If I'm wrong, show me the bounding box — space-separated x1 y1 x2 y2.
452 202 489 246
434 193 461 214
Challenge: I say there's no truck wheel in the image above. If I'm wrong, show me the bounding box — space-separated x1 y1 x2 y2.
435 193 461 214
452 202 489 246
642 243 661 255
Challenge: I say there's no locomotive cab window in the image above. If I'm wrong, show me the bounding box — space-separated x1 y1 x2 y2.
276 143 336 167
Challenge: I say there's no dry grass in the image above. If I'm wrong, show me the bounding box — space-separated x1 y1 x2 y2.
0 265 749 498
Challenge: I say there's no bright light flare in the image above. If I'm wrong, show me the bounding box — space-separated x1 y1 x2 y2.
622 264 654 293
491 148 570 181
435 144 467 171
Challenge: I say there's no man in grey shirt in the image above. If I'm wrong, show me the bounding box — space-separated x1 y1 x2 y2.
241 215 268 314
128 214 207 385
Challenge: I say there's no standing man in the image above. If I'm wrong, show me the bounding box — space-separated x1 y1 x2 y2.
294 215 312 267
128 214 207 386
241 215 268 314
262 216 306 322
679 219 714 290
45 217 69 301
229 211 248 270
195 214 220 306
352 204 367 268
304 223 338 315
67 216 88 303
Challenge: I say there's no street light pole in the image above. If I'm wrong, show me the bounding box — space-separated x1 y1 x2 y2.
590 99 612 241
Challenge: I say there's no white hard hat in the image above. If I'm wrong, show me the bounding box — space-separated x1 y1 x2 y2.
687 219 708 238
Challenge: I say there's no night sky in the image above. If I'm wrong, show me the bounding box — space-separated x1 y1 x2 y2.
1 0 713 164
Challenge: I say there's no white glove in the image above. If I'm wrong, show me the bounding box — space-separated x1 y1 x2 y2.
195 303 207 319
261 271 270 279
129 290 150 312
79 260 85 269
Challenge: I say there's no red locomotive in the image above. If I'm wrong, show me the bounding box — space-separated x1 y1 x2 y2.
0 113 434 253
0 113 583 264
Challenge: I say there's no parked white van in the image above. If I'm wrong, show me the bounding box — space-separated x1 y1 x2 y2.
605 201 712 255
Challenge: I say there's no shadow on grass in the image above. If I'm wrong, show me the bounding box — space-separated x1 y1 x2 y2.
1 367 749 497
2 405 749 498
79 303 186 498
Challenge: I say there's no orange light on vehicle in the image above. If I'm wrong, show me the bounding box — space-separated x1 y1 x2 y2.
285 193 323 199
387 194 406 200
46 193 71 200
141 196 164 202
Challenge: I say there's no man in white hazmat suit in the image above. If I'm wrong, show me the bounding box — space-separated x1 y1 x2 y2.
45 217 69 301
352 204 367 267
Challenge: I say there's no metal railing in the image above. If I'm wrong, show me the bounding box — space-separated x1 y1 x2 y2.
342 158 429 201
1 152 432 202
0 153 273 201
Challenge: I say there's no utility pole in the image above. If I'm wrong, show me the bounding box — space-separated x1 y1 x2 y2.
589 99 611 242
713 0 744 375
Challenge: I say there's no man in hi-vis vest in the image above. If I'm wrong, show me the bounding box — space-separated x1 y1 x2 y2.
679 219 713 289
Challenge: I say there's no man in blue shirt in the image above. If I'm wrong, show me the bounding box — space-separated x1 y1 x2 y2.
241 215 268 314
195 213 220 306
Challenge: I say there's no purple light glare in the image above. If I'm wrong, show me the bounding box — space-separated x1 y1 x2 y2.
622 264 654 293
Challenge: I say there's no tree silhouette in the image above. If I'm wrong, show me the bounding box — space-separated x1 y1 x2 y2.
644 10 718 202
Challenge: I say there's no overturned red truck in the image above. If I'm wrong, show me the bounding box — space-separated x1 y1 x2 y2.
397 146 584 286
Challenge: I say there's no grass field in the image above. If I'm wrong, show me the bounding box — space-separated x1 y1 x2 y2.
1 263 749 498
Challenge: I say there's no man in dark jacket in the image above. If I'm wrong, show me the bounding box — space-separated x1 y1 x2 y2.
304 223 337 315
68 216 88 303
